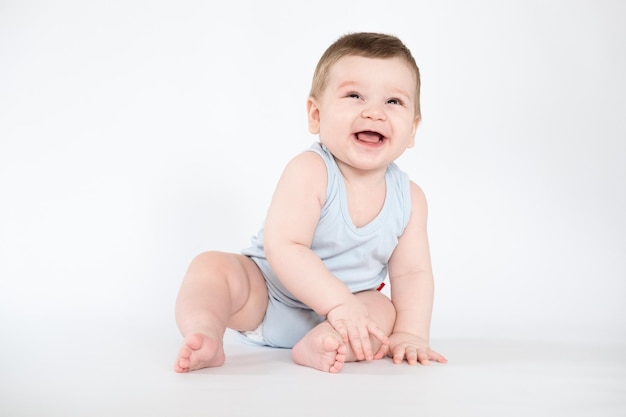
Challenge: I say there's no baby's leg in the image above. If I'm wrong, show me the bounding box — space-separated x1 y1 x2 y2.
174 251 267 372
292 290 395 372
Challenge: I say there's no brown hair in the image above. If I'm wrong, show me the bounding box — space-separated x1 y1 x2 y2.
309 32 421 116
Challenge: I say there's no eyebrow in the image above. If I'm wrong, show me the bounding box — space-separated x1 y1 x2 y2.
336 80 359 90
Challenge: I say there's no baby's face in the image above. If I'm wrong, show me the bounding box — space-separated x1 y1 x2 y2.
308 55 420 173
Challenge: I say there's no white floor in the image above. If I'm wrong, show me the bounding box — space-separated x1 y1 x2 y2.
2 316 624 417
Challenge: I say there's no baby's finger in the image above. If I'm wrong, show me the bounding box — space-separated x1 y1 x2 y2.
332 321 349 343
374 342 389 360
366 322 390 345
348 327 369 360
429 349 448 364
416 348 431 366
391 346 406 364
360 329 375 361
405 347 419 365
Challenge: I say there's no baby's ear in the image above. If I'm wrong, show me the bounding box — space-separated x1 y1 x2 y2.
307 97 321 134
408 115 421 148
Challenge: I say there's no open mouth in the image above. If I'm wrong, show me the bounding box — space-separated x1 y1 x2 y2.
355 131 385 144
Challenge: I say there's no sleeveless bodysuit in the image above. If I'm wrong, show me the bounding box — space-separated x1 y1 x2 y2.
241 142 412 347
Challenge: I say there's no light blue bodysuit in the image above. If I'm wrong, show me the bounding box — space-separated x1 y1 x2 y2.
241 142 412 348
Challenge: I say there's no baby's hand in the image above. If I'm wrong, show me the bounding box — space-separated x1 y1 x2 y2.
388 332 447 365
326 298 389 361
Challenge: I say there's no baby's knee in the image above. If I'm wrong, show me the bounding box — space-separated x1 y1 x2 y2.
377 293 397 328
188 251 235 275
357 290 396 329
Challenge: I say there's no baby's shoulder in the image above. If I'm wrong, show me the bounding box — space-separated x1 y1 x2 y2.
285 149 327 176
276 151 328 203
407 180 428 216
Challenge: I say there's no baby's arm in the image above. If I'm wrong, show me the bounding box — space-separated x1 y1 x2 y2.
263 152 388 360
386 181 447 365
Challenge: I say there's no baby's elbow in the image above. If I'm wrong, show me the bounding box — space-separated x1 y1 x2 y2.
263 233 289 267
263 234 308 273
263 237 279 264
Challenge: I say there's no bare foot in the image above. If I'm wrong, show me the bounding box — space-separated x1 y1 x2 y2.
174 333 225 372
292 323 347 373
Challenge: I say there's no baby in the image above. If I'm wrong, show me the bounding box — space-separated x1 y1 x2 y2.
174 32 447 373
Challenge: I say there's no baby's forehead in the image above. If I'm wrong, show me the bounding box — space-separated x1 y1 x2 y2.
328 55 418 86
332 54 415 73
334 54 403 65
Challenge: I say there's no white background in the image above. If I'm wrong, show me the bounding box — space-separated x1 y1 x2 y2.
1 0 625 347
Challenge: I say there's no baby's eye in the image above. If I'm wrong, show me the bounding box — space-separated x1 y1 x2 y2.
347 92 361 99
387 98 403 105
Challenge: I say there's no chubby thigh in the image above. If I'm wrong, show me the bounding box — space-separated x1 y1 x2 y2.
224 254 270 332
